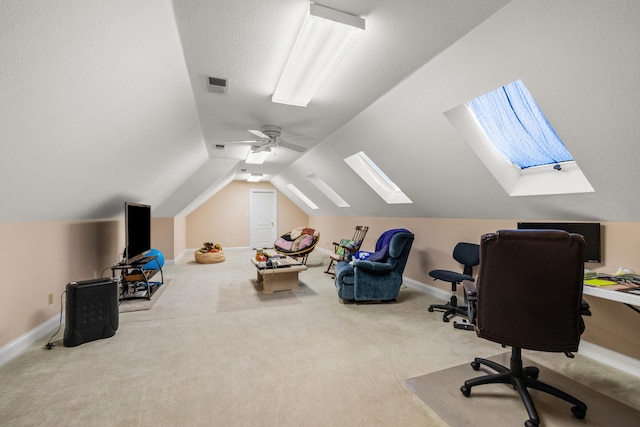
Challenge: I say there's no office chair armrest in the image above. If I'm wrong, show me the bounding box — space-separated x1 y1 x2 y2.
353 259 393 273
463 280 477 300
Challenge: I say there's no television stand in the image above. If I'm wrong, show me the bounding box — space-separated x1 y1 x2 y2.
111 256 164 301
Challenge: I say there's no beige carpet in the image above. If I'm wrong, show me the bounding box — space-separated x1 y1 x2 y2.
405 352 640 426
118 279 170 312
2 248 640 426
216 279 303 312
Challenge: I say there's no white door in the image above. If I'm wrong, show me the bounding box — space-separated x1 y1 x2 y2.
250 189 277 249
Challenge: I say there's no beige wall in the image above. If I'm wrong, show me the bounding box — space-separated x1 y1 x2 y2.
0 215 176 349
186 181 308 249
151 217 174 259
0 219 123 348
173 216 187 258
149 216 188 261
310 216 640 360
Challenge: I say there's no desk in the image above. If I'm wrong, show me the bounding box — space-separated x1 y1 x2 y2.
583 285 640 306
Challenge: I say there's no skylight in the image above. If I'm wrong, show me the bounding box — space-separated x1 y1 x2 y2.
287 184 319 209
467 79 572 169
445 80 594 197
307 173 350 207
344 151 412 204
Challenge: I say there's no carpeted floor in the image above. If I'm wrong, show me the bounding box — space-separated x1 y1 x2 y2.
1 248 640 426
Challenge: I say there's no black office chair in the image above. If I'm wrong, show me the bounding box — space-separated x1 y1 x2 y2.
459 230 590 427
427 242 479 324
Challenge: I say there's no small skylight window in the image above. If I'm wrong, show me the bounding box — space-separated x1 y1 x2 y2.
467 79 572 169
344 151 412 204
307 173 350 207
445 80 594 196
287 184 319 209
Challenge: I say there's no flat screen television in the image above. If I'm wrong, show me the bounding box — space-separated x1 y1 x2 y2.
125 202 151 264
517 222 601 263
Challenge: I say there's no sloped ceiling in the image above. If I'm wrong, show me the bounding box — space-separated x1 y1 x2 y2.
2 0 640 223
1 1 209 222
276 0 640 221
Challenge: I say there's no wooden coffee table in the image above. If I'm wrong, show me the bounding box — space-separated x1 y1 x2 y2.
251 256 307 293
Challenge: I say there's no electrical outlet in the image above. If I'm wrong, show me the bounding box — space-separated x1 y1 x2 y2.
48 293 54 305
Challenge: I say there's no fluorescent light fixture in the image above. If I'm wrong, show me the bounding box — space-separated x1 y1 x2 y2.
344 151 412 204
247 174 263 182
307 173 350 207
246 149 271 164
287 183 319 209
272 3 365 107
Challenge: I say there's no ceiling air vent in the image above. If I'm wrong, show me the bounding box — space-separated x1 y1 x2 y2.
208 76 228 94
214 144 225 149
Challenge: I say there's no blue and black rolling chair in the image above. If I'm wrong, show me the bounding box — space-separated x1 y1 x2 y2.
427 242 480 326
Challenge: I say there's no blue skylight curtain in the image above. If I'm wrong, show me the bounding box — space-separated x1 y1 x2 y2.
467 79 572 169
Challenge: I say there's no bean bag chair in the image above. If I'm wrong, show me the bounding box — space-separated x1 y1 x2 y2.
195 242 225 264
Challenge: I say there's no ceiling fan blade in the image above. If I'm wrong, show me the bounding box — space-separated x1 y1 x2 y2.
248 129 269 139
278 140 307 152
252 144 272 153
223 140 261 144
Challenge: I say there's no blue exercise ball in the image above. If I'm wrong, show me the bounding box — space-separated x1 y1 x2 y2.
142 248 165 270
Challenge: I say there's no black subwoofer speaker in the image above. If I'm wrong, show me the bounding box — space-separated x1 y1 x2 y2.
63 278 119 347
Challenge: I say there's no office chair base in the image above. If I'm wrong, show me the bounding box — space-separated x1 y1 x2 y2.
461 348 587 426
453 320 474 331
428 302 468 322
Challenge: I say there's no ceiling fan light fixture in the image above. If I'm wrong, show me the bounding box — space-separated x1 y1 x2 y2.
272 3 365 107
246 149 271 164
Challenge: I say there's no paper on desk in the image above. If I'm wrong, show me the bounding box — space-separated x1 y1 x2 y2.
584 278 619 287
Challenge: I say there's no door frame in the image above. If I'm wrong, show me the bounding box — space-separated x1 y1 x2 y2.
250 189 278 249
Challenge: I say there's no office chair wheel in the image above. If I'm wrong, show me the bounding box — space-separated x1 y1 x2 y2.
571 405 586 419
460 385 471 397
470 361 481 371
427 307 434 312
443 316 450 322
524 420 539 427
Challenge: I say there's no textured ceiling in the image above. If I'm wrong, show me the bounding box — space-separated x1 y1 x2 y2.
2 0 640 223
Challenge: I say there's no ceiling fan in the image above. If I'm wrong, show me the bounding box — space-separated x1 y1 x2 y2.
222 125 307 153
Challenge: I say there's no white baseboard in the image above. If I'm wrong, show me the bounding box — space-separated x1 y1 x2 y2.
406 278 640 378
578 341 640 378
0 312 65 366
404 277 452 301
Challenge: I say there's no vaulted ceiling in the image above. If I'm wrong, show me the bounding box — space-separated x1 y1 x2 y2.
2 0 639 223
